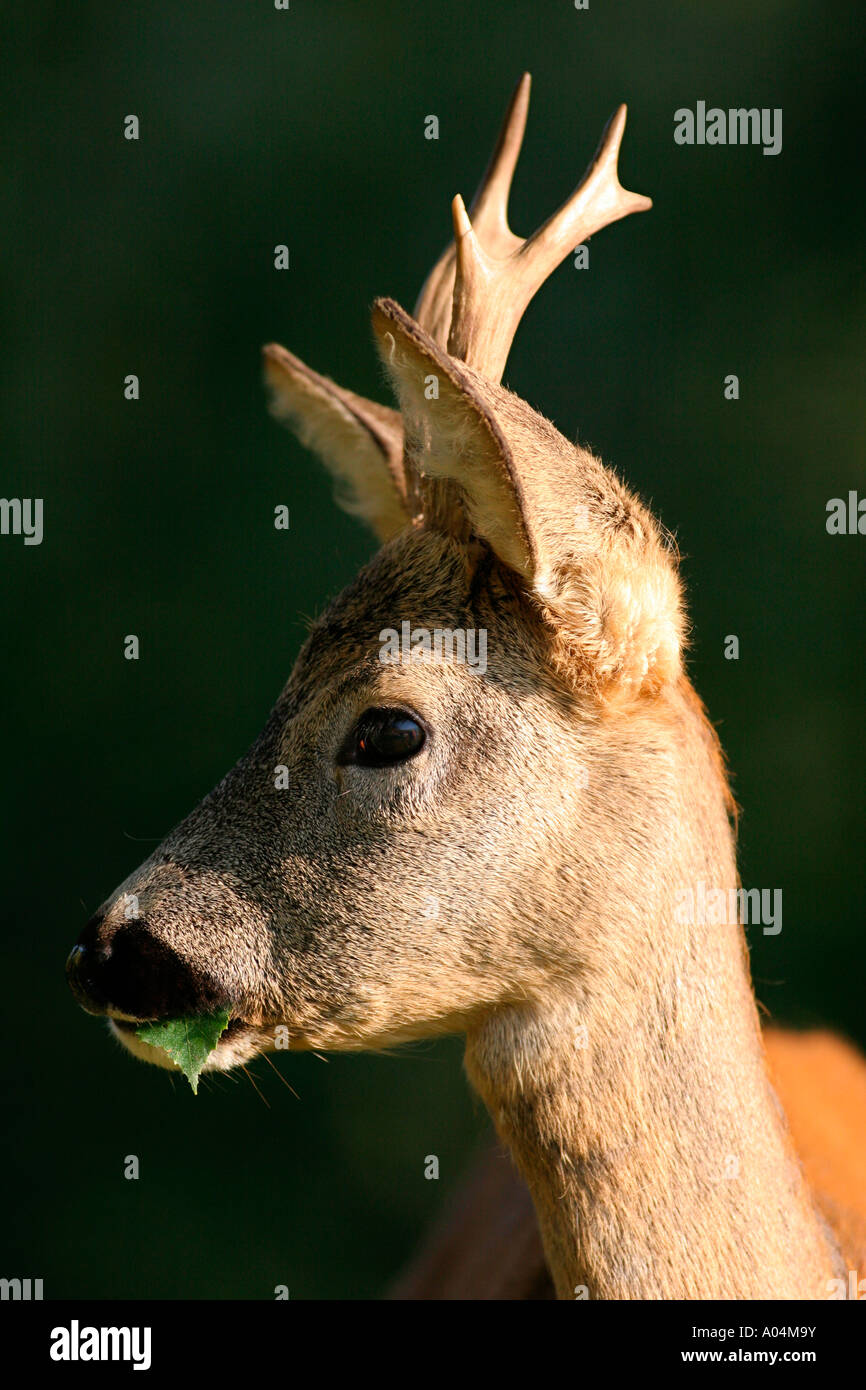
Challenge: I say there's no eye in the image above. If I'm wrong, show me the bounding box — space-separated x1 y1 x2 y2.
339 707 427 768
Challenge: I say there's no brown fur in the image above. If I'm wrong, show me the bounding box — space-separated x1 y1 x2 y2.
391 1029 866 1299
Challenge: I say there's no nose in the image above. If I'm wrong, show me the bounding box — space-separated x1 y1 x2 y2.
66 912 229 1021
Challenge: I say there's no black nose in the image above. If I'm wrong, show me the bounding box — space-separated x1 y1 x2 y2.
66 940 110 1015
66 913 228 1021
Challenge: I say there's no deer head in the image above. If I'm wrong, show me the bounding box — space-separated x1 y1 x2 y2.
68 76 850 1298
65 72 696 1064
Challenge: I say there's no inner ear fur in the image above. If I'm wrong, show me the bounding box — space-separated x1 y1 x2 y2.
263 342 409 543
371 297 684 696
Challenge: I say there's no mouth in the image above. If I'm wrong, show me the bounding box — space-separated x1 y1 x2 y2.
108 1014 267 1073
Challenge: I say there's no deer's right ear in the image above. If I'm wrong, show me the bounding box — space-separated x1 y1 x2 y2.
263 343 409 543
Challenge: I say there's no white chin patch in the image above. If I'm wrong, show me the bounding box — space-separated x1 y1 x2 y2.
108 1019 268 1073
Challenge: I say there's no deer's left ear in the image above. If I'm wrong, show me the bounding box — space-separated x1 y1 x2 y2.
372 297 684 696
263 343 409 542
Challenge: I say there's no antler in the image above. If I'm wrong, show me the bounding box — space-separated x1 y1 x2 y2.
413 73 652 385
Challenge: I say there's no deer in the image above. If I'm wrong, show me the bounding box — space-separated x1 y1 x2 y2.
66 74 866 1300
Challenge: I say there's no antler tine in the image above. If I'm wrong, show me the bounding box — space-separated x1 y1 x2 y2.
519 105 650 275
447 102 652 383
467 70 531 254
413 72 531 350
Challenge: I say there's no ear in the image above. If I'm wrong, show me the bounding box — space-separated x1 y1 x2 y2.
371 298 684 696
263 342 409 543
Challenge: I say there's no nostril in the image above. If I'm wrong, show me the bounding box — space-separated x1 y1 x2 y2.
66 940 111 1015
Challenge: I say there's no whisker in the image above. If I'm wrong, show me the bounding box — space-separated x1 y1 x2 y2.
241 1064 271 1108
261 1052 300 1099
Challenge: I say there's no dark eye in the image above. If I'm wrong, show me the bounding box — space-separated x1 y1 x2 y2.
339 708 427 768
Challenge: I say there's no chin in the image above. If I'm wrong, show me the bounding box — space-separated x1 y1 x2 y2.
108 1016 274 1074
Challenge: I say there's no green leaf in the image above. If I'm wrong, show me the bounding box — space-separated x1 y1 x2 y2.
135 1009 231 1093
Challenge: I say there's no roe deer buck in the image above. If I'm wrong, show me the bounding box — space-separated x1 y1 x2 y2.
67 74 866 1300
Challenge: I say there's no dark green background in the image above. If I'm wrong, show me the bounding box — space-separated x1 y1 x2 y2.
2 1 863 1298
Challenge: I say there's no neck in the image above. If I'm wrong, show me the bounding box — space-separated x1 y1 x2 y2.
465 930 842 1299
